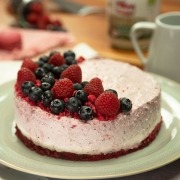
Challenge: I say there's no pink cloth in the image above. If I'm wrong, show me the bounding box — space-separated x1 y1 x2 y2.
0 28 75 60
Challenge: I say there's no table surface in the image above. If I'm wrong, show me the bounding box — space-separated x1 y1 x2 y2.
0 0 180 67
0 0 179 180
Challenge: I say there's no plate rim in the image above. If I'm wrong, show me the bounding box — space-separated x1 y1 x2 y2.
0 76 180 179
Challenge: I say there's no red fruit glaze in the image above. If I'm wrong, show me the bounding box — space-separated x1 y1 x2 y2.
95 92 120 117
52 78 74 99
83 77 104 97
48 52 65 66
21 58 38 72
17 67 36 88
61 64 82 83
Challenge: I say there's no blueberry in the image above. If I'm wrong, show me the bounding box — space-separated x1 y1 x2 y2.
81 81 89 88
39 55 49 63
50 99 65 115
21 81 35 96
63 50 76 59
60 64 69 70
29 87 43 102
120 98 132 112
74 90 87 103
79 106 94 121
73 83 83 90
65 56 77 65
66 97 82 113
42 90 54 107
42 63 53 72
105 89 118 96
52 66 64 78
41 75 55 86
35 67 46 79
40 82 52 91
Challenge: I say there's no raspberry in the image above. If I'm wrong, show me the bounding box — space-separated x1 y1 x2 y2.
48 52 65 66
83 77 104 97
29 2 44 15
21 58 38 72
17 67 36 88
95 92 120 117
26 13 38 25
61 65 82 83
52 78 74 99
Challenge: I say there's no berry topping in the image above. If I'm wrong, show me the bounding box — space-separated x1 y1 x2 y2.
17 67 36 88
105 89 118 97
52 66 64 78
73 83 83 90
61 64 82 83
81 81 89 88
42 90 54 107
42 63 53 72
74 90 87 103
95 92 120 117
52 78 74 99
120 98 132 112
48 52 65 66
29 87 43 102
79 106 94 121
65 56 77 65
83 77 104 97
21 81 35 96
65 97 82 113
50 99 65 115
34 67 46 79
63 50 76 59
41 75 55 86
40 82 52 91
21 58 38 72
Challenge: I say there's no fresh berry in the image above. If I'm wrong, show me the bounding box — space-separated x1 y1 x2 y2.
21 58 38 72
29 1 44 15
35 67 46 79
74 90 87 103
105 89 118 97
66 97 82 113
77 56 85 63
79 106 94 121
50 99 65 115
120 98 132 112
42 63 53 72
26 13 38 25
29 87 43 102
73 83 83 90
52 78 74 99
65 56 77 65
52 66 64 78
61 64 82 83
40 82 52 91
38 55 49 64
41 75 55 86
63 50 76 59
17 67 36 88
95 92 120 117
83 77 104 97
49 52 65 66
81 81 89 88
42 90 54 107
21 81 35 96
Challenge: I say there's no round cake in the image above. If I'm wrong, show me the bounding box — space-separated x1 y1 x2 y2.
14 51 162 161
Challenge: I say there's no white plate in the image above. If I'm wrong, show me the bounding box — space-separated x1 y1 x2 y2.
0 75 180 179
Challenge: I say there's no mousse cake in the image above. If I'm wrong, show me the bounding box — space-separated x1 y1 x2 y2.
14 50 162 161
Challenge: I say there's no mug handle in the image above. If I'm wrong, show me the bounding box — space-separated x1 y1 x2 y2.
130 22 156 65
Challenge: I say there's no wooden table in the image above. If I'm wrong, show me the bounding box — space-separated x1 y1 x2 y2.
0 0 180 68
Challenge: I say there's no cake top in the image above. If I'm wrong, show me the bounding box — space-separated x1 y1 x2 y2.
15 50 160 122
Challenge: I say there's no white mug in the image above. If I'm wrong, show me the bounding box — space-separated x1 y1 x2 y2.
130 12 180 83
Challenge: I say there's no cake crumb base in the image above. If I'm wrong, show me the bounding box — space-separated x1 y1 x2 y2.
15 121 162 161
